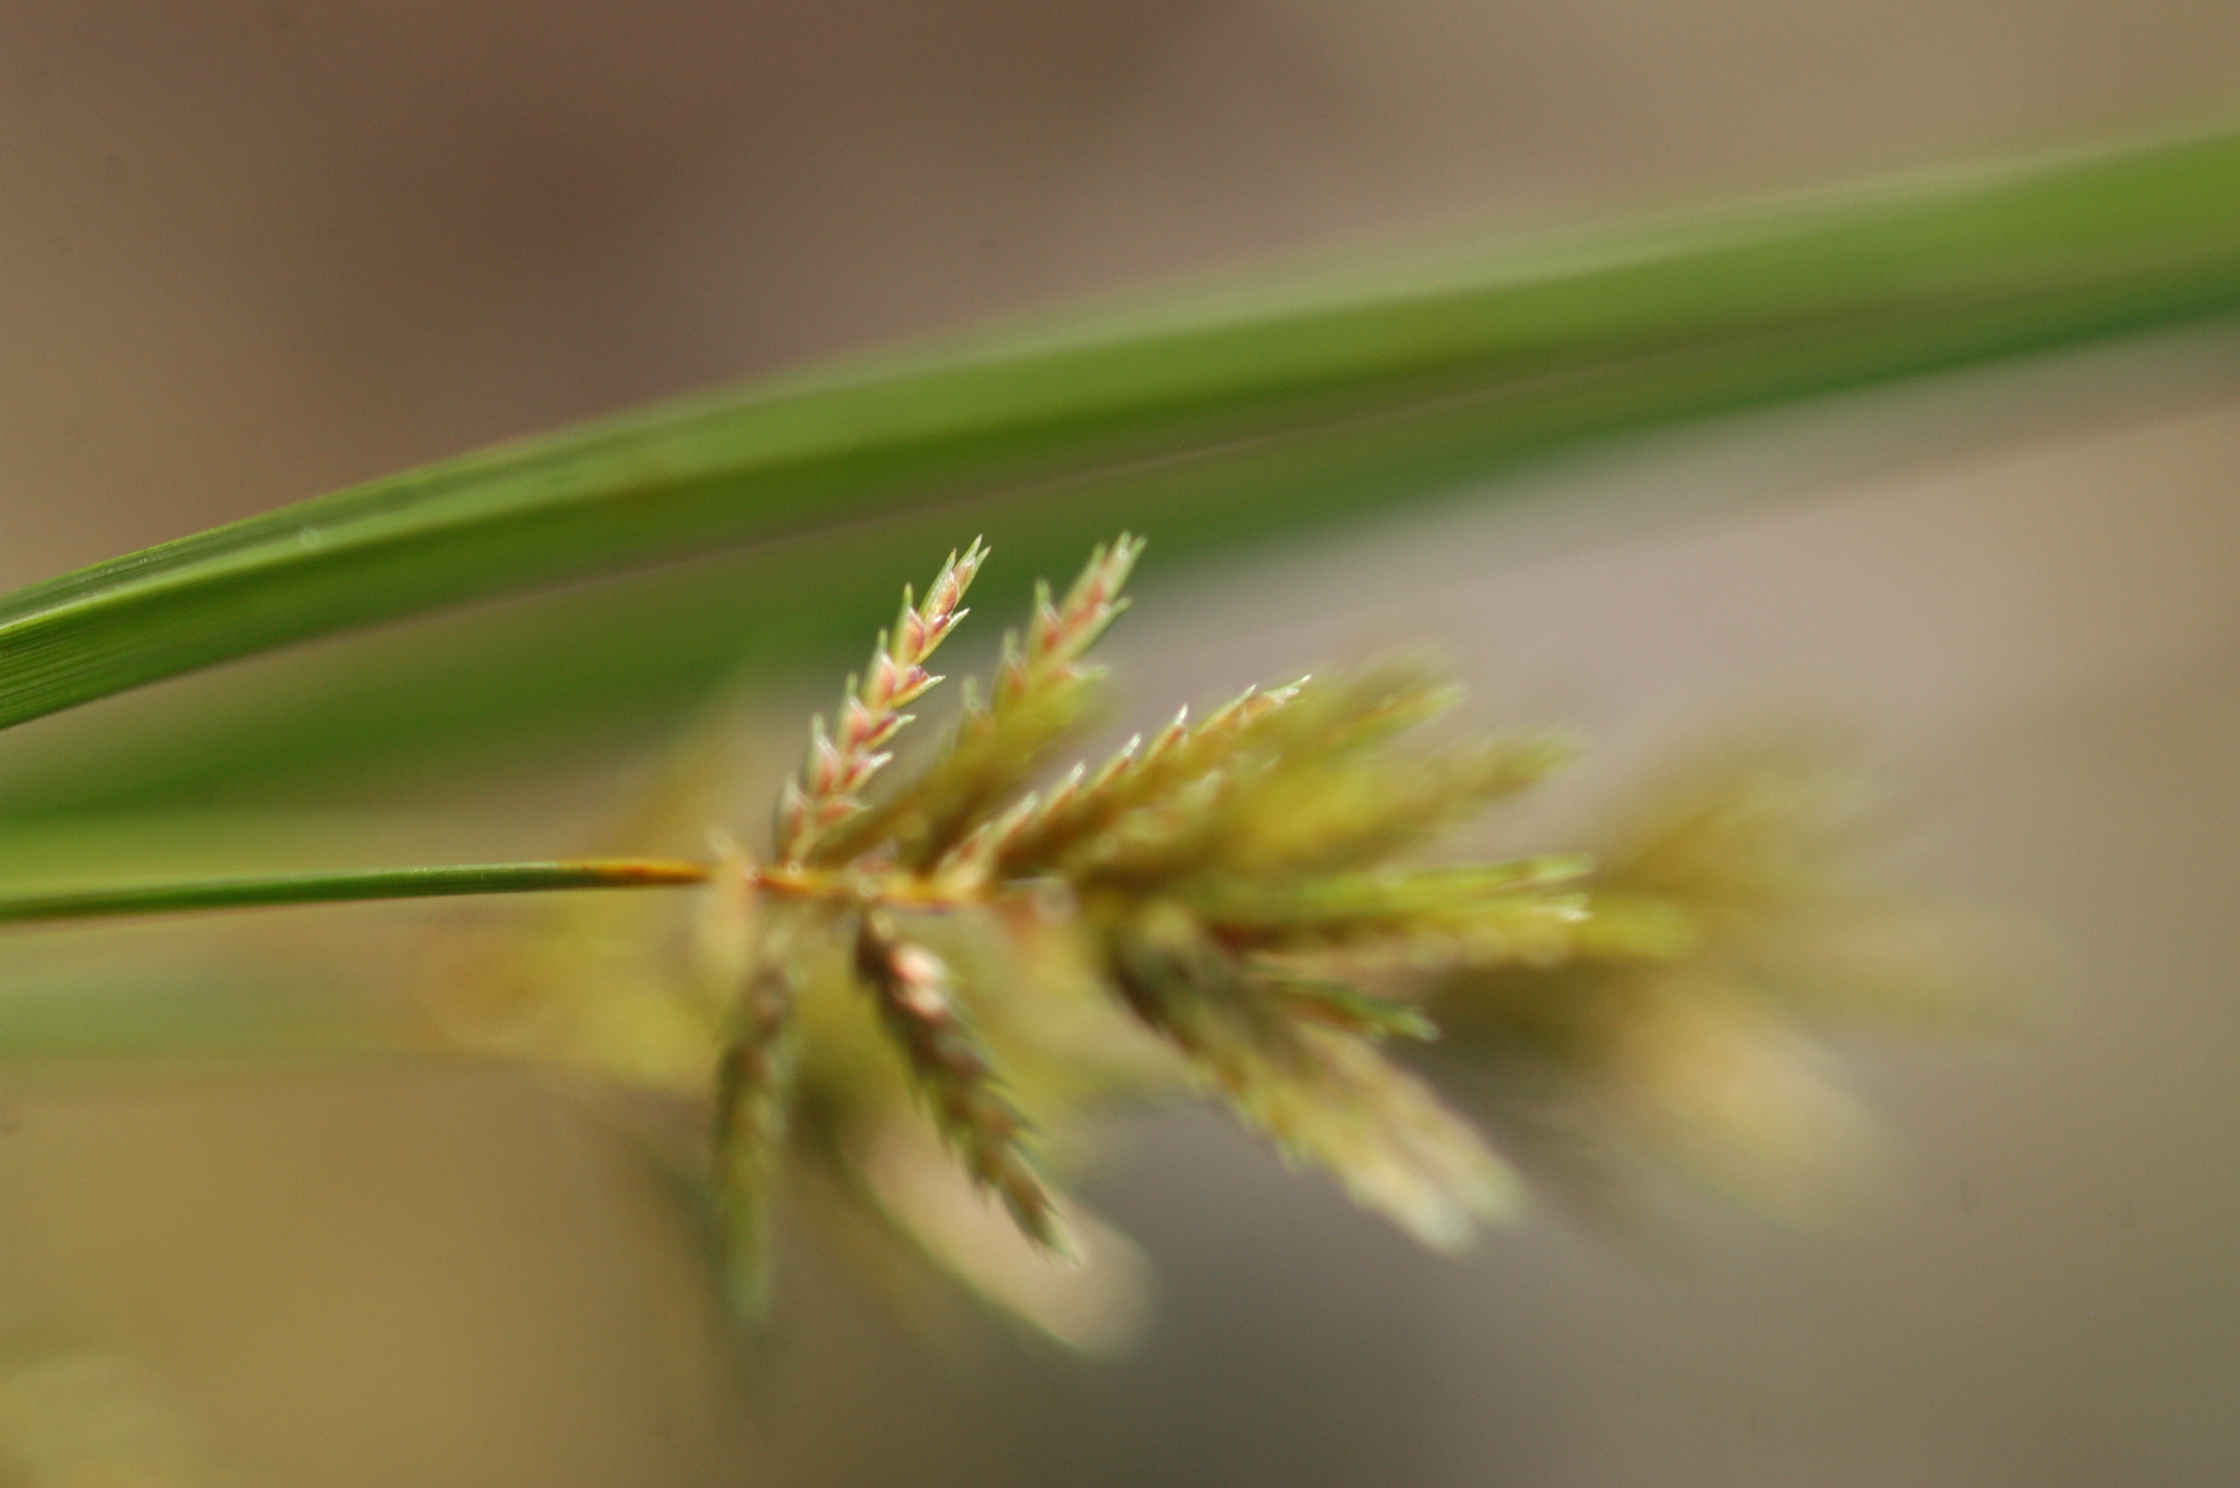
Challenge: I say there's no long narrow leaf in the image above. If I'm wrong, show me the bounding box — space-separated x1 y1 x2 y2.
1 126 2238 739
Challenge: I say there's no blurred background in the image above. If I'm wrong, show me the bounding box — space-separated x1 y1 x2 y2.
1 1 2239 1484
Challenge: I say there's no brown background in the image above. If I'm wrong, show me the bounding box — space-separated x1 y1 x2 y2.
1 3 2239 1484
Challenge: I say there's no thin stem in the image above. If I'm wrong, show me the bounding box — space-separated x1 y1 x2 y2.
746 861 983 911
0 859 712 925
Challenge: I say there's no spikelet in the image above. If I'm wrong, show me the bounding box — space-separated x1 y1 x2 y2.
990 680 1302 882
995 534 1143 706
778 539 986 864
1097 897 1518 1247
687 835 794 1317
853 910 1072 1256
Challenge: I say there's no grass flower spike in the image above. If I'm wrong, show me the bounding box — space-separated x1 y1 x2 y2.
688 534 1594 1305
419 533 1961 1341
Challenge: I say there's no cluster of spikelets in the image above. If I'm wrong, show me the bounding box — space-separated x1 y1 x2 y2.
431 536 1969 1345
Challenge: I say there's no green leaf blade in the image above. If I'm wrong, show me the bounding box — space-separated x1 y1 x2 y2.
2 127 2239 734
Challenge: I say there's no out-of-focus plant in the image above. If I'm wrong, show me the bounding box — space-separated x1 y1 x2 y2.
1427 739 2002 1229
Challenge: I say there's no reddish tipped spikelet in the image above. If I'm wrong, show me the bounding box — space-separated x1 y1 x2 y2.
996 534 1141 706
778 539 986 863
854 912 1072 1254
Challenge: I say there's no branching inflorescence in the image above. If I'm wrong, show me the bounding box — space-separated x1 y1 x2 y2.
434 534 1962 1344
